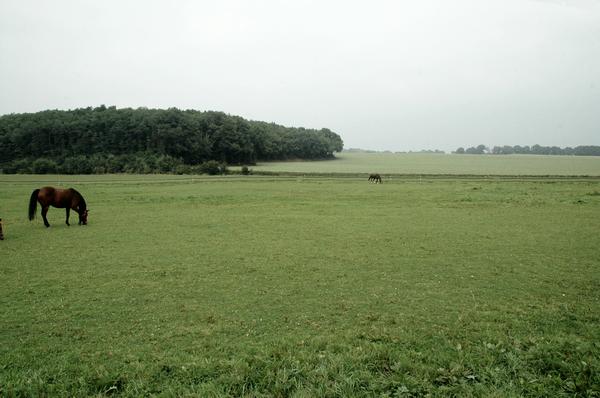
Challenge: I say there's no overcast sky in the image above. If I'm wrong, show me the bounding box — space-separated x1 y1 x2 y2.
1 0 599 151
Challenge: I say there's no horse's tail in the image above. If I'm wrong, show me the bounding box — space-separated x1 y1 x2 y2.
28 189 40 220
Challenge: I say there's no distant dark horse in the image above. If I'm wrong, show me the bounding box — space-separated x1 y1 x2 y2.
368 174 382 184
0 218 4 240
29 187 88 227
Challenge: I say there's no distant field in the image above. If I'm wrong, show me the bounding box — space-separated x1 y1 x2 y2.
1 174 599 396
248 152 600 176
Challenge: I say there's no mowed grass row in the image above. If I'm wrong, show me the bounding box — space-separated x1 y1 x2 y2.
248 152 600 176
1 175 599 396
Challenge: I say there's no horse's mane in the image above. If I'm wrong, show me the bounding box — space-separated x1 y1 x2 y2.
71 188 87 211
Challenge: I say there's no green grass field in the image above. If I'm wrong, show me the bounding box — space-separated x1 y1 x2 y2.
1 174 599 396
248 152 600 176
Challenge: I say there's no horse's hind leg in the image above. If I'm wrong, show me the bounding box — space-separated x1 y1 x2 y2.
41 206 50 227
65 208 70 226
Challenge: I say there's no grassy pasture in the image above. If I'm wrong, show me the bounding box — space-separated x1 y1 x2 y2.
1 174 599 396
247 152 600 176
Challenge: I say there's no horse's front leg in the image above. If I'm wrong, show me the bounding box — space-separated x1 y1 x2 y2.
65 208 70 226
41 206 50 228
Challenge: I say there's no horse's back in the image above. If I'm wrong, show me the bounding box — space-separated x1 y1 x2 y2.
37 187 55 202
38 186 72 207
38 187 63 199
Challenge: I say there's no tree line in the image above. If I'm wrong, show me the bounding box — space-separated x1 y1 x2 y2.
454 144 600 156
0 106 343 174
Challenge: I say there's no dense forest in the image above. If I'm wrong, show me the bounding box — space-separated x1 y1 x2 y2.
0 106 343 174
455 144 600 156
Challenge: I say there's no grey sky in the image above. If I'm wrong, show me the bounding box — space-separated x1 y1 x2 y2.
1 0 599 151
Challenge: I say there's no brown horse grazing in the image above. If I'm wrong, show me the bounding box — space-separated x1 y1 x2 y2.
368 173 382 184
28 187 88 228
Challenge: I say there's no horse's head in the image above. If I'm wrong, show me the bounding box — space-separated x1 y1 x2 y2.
79 209 89 225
